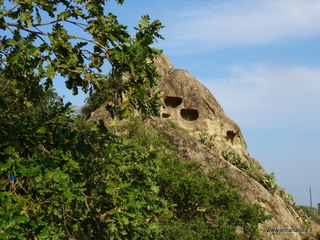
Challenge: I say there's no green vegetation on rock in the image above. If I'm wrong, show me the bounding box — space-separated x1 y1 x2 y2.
0 76 272 239
0 0 271 239
300 206 320 225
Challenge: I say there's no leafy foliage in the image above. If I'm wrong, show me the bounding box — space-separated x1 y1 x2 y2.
261 172 279 192
115 120 272 240
0 0 164 117
199 131 215 150
221 148 303 223
0 1 271 239
0 83 271 239
156 158 271 240
222 149 278 191
81 75 114 117
0 78 166 238
222 149 243 167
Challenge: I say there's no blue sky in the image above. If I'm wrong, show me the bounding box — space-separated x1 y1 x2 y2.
57 0 320 206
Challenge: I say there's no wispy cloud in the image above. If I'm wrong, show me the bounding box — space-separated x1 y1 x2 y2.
204 64 320 129
160 0 320 53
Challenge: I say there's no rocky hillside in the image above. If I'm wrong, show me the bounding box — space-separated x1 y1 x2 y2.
92 54 312 240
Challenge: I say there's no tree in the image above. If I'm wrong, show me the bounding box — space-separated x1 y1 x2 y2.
0 0 164 116
0 1 271 239
0 77 167 238
0 1 166 238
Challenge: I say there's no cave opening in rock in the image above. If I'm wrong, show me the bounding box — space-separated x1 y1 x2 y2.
164 96 183 108
226 131 236 143
162 113 170 118
180 109 199 121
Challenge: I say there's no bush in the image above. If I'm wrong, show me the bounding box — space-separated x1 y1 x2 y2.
123 121 272 239
155 156 271 239
0 84 271 239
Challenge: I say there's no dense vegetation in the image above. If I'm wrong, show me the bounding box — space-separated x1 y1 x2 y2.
1 0 271 239
0 85 271 238
0 0 163 117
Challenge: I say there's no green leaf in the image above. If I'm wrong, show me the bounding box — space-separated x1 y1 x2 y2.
15 216 30 224
0 162 12 171
57 11 69 21
5 146 15 155
37 227 49 238
19 12 28 22
122 216 129 225
7 39 19 46
45 65 55 79
150 185 159 193
37 126 47 134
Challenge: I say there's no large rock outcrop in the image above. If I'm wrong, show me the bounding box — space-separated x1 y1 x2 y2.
155 54 257 164
92 53 310 239
152 54 306 240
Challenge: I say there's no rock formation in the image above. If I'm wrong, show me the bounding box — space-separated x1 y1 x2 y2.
92 53 311 240
155 54 254 163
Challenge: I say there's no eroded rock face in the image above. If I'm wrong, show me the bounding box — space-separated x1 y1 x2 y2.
154 54 261 167
147 118 304 240
152 54 305 240
92 53 307 240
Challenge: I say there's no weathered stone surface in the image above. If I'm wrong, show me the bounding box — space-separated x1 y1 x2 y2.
154 54 262 168
148 117 303 240
152 54 305 240
92 53 308 239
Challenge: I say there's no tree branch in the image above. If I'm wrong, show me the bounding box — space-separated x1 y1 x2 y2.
5 22 49 36
33 19 61 27
65 19 87 30
33 26 48 43
79 0 93 9
0 4 18 19
62 205 77 240
4 22 111 53
68 34 110 53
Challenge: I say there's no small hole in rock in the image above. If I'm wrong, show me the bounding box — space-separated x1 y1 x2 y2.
180 109 199 121
164 96 183 108
162 113 170 118
226 131 236 143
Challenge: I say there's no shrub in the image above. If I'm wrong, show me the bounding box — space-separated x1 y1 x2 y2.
199 131 215 150
0 95 271 239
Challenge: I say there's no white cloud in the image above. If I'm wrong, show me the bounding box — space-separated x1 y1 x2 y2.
161 0 320 52
204 64 320 129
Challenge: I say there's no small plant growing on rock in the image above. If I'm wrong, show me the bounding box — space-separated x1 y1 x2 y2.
199 131 215 150
222 149 242 166
222 149 282 195
261 172 279 193
222 149 261 177
285 193 295 204
240 161 260 176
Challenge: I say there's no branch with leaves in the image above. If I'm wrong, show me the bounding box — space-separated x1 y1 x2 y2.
0 0 164 116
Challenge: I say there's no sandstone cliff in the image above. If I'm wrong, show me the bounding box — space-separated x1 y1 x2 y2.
92 54 310 240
